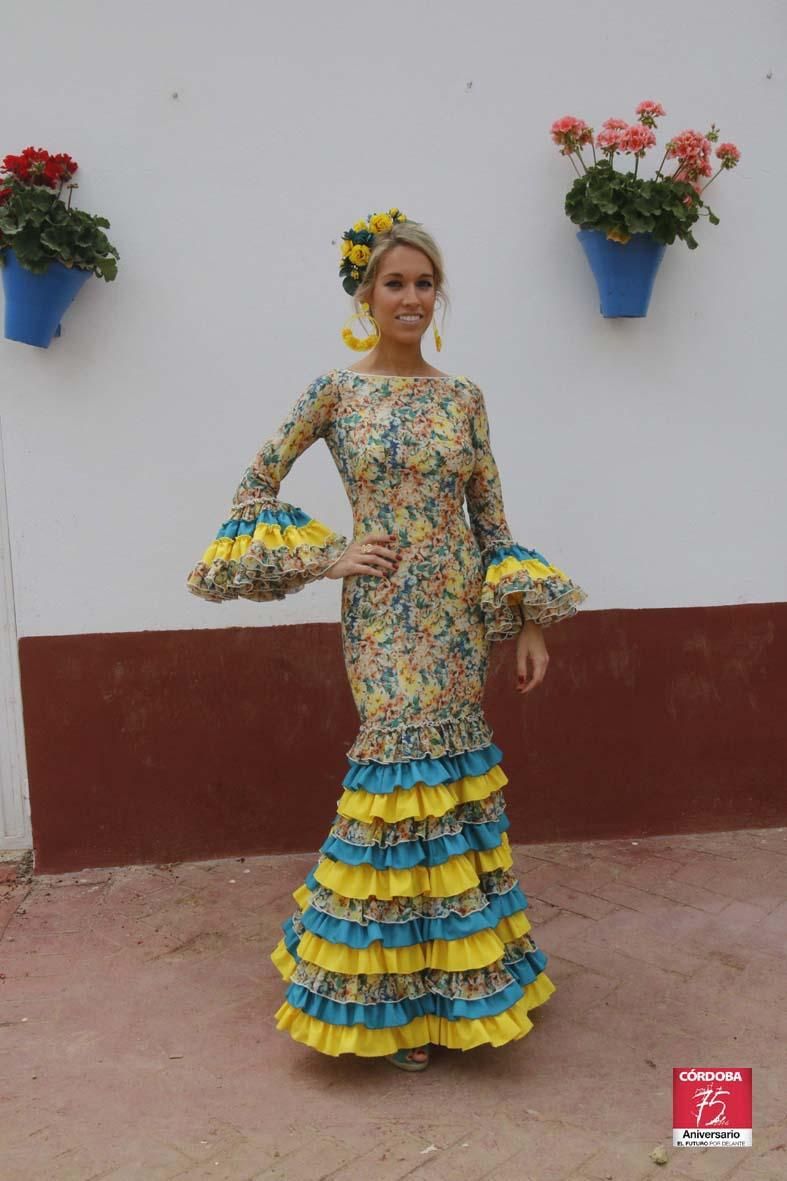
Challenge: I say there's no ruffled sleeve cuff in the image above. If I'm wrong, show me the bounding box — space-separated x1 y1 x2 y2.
480 543 588 640
186 502 349 603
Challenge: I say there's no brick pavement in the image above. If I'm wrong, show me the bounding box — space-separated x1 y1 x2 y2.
0 828 785 1181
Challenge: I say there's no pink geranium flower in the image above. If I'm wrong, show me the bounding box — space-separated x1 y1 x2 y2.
666 129 709 160
635 100 666 127
666 129 713 182
716 142 741 168
550 115 594 155
596 118 628 153
620 124 657 156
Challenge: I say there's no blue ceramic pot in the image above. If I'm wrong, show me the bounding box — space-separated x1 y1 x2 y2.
577 229 667 318
1 248 92 347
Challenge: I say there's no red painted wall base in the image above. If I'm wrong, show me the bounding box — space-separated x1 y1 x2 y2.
18 604 787 874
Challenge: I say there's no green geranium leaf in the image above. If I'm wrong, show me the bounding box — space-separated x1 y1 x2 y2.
95 256 117 281
561 164 725 251
624 211 655 233
0 179 118 278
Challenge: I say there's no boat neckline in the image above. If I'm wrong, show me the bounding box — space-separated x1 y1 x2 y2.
332 367 463 381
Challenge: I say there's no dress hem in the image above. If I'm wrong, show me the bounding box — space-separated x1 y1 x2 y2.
272 972 556 1056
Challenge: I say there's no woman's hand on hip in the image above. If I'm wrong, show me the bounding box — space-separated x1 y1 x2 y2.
324 533 398 580
516 619 549 693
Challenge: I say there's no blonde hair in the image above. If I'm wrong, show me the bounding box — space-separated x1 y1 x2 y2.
354 221 449 318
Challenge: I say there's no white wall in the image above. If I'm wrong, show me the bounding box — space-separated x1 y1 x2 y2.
1 0 784 638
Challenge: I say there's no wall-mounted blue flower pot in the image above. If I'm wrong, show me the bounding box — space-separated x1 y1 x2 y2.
577 229 667 318
1 248 92 348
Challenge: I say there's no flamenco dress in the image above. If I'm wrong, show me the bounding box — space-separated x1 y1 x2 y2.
186 368 587 1057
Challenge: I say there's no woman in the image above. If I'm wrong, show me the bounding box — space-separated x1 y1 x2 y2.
186 211 587 1071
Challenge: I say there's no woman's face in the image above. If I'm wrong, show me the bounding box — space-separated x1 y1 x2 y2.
367 244 437 345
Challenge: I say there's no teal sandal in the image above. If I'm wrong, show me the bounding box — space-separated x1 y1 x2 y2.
386 1044 431 1072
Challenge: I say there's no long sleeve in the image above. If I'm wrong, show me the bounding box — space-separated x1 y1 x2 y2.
464 382 588 640
186 373 350 603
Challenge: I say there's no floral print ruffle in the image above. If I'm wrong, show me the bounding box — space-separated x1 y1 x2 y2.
186 499 348 603
480 544 588 640
296 865 519 926
346 703 495 764
290 954 534 1006
328 790 506 849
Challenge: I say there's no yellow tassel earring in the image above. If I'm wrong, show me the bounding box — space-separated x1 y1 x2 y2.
341 301 380 351
432 309 443 353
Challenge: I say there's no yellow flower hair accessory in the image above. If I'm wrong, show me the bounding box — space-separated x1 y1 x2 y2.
339 207 407 295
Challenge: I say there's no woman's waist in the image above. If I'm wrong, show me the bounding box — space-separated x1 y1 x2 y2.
351 514 475 553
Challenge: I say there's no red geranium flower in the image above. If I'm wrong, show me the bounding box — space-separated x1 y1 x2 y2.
1 146 78 187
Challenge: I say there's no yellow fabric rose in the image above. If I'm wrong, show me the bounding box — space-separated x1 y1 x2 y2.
369 212 393 234
340 240 352 258
349 244 371 267
353 220 369 232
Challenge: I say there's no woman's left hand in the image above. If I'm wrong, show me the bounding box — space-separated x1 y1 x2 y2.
516 619 549 693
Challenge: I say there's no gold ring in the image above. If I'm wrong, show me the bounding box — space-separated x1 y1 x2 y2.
360 543 373 553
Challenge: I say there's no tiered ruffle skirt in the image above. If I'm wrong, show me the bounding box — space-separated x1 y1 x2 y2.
270 742 555 1056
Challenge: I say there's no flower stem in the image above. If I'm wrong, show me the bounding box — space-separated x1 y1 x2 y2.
633 155 640 180
47 181 65 217
699 167 723 194
654 149 669 179
568 153 582 179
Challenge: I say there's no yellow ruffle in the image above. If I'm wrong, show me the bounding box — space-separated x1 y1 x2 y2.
312 835 512 900
277 909 532 977
273 971 556 1056
336 765 508 823
484 554 571 587
202 518 335 565
271 938 298 980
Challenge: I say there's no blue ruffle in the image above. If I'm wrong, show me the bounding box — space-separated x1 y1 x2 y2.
318 815 510 869
216 505 313 539
285 977 528 1028
342 743 503 794
295 885 528 949
506 948 548 987
486 543 552 567
283 918 301 959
